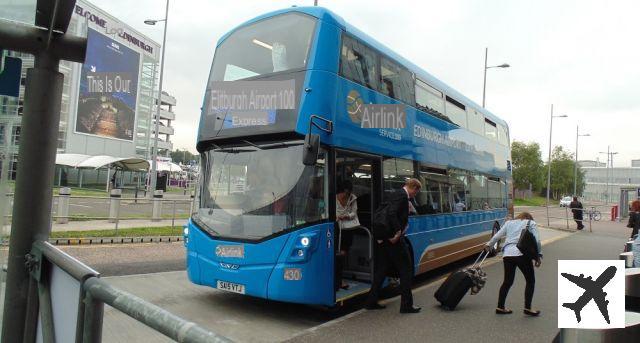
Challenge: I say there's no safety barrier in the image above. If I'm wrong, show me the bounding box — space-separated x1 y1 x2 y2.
24 240 232 342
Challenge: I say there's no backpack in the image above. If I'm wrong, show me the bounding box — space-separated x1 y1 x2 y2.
373 202 394 240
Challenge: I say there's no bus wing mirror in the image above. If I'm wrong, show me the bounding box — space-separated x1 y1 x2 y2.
303 133 320 166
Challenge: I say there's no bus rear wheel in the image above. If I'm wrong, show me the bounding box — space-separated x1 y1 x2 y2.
488 223 501 257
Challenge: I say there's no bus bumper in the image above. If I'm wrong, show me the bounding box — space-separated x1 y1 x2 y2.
185 221 335 306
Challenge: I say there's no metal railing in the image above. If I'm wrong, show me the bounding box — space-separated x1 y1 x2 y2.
517 204 616 232
3 190 196 232
25 240 232 342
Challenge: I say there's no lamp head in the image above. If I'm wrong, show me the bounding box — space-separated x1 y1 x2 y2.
498 63 510 68
144 19 157 25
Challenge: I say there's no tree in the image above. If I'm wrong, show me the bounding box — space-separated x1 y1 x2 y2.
170 149 197 165
544 146 585 199
511 141 544 192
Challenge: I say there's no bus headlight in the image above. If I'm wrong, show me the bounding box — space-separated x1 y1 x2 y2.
183 225 189 246
287 232 319 262
300 237 310 247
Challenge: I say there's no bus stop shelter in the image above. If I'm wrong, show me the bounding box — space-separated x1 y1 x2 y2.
55 153 150 189
619 186 640 219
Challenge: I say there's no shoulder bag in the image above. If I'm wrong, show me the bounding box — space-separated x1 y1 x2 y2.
516 220 539 260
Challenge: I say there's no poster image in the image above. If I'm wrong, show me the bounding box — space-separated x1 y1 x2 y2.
76 28 140 141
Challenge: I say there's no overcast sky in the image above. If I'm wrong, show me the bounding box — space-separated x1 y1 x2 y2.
92 0 640 166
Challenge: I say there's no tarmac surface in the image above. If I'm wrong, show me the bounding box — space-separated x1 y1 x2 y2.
92 227 575 343
286 220 631 343
1 205 634 342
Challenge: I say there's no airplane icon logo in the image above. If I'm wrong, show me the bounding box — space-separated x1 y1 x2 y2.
561 266 616 324
558 260 625 329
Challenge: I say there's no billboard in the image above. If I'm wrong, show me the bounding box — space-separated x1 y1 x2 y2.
75 28 140 141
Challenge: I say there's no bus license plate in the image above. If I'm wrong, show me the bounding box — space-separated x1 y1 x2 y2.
216 280 245 294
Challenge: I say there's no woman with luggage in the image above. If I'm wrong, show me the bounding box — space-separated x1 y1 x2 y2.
484 212 543 316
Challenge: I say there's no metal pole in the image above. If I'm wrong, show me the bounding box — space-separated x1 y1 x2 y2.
172 200 176 229
149 0 170 198
1 54 64 343
610 150 618 206
546 104 553 226
606 146 610 204
574 126 579 196
482 47 488 108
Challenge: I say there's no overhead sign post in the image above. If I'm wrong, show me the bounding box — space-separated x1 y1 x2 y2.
0 1 88 341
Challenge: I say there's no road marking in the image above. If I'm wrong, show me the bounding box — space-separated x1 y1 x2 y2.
284 228 575 341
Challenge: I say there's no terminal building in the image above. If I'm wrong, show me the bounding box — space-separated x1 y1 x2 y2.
0 0 176 186
580 160 640 204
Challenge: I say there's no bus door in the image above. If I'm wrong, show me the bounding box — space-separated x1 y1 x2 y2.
335 150 381 301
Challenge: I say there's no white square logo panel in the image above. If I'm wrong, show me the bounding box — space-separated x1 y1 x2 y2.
558 260 625 329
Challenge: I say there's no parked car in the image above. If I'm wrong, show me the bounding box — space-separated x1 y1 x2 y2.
559 196 573 207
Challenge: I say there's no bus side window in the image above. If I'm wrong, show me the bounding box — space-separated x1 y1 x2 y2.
469 172 488 210
340 35 379 90
379 57 414 104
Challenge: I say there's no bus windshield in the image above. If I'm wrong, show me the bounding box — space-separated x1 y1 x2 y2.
195 144 327 240
209 13 316 81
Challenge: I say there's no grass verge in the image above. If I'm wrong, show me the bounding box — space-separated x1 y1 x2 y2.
514 196 548 207
49 226 183 238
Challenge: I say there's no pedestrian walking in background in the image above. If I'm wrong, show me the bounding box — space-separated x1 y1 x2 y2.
627 200 640 239
569 197 584 230
484 212 543 316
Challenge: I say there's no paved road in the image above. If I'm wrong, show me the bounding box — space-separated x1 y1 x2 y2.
57 227 569 343
2 217 631 342
59 242 186 276
287 224 630 343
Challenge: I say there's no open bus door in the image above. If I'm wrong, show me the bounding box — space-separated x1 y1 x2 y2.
334 150 381 304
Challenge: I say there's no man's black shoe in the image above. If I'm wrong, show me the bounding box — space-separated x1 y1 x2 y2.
400 306 421 313
365 303 386 310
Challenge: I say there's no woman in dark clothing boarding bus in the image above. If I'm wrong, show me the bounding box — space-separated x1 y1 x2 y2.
627 200 640 239
484 212 543 316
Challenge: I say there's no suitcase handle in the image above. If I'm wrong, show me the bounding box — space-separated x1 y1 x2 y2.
472 249 489 268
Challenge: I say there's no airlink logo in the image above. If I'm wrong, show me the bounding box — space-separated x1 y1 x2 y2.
346 90 406 129
219 263 240 270
215 245 244 258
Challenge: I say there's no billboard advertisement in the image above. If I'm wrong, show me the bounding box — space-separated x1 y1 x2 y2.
75 28 140 141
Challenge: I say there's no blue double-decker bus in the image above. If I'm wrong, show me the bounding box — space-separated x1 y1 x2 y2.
184 6 513 306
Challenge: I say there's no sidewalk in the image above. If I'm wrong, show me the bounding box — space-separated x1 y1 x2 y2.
287 226 629 343
2 218 188 234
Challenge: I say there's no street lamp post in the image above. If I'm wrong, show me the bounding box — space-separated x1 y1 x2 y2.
599 148 618 203
145 0 170 197
574 126 590 196
546 104 568 226
482 47 510 108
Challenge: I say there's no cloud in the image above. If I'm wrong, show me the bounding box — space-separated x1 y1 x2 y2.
91 0 640 164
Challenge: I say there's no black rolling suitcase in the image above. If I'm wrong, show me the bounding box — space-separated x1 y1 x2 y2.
435 250 488 310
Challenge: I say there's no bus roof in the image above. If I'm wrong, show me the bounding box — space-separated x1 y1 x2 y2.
216 6 508 129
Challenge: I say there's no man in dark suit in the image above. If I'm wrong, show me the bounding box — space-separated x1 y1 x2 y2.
365 178 422 313
569 196 584 230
